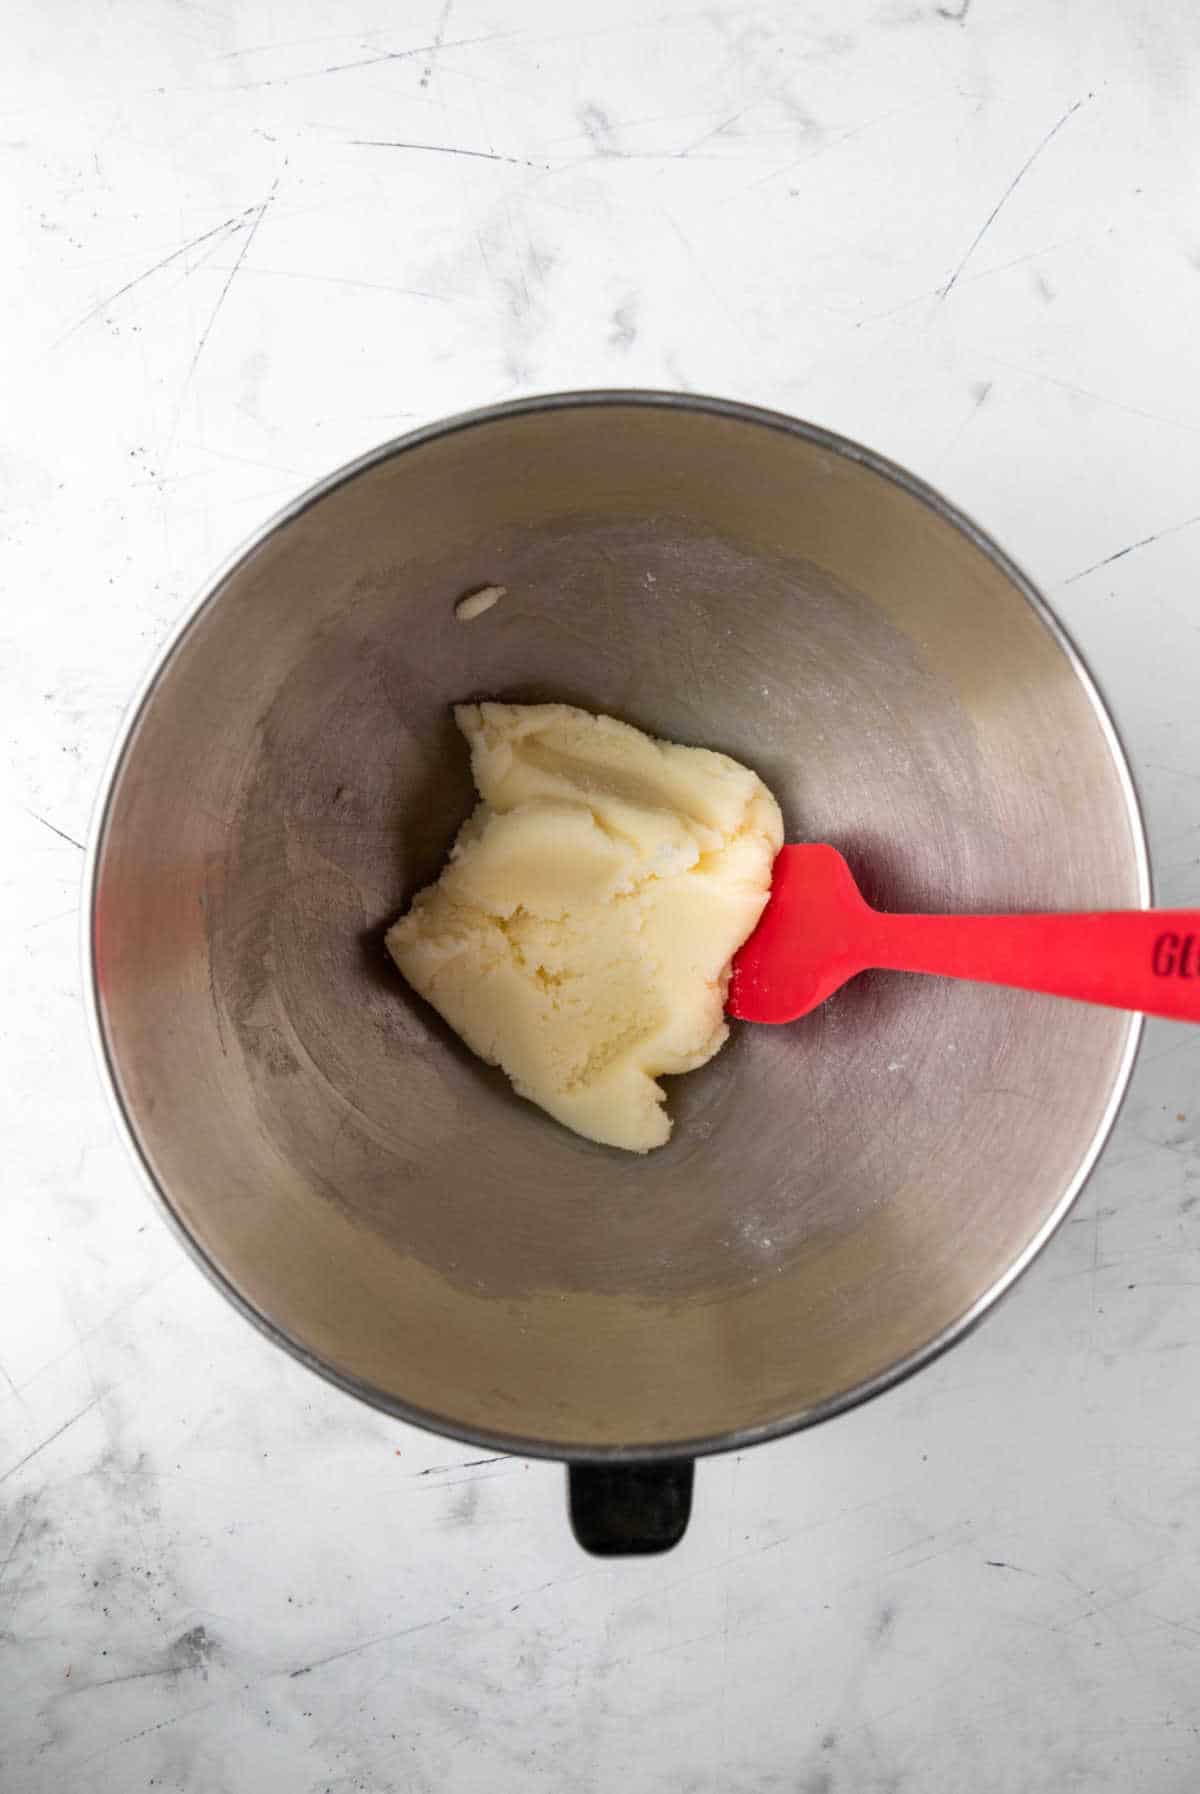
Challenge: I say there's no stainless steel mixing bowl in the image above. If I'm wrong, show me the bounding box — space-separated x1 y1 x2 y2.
88 393 1147 1549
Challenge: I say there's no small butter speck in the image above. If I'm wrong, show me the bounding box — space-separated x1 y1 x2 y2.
455 584 506 622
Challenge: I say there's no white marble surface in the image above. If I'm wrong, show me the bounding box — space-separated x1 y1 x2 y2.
4 1 1200 1788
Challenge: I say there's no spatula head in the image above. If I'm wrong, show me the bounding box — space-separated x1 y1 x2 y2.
728 844 871 1023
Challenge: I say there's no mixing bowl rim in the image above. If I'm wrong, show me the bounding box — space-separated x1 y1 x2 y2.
83 388 1151 1463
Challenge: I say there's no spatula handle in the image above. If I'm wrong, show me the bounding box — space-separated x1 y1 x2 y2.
869 909 1200 1022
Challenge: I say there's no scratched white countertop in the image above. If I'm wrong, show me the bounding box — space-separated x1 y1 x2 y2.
5 2 1200 1789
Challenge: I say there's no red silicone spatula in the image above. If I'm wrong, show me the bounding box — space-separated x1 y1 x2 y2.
728 844 1200 1025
